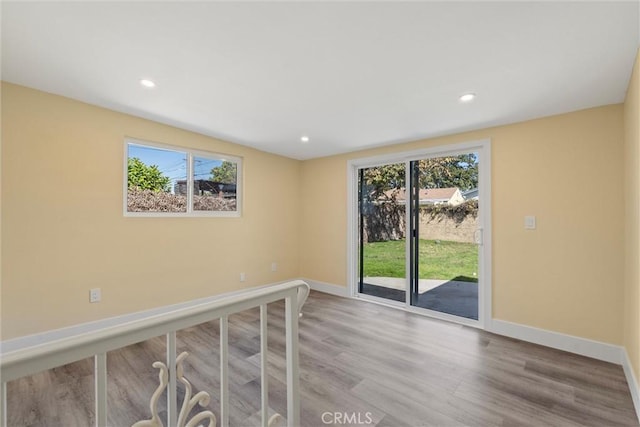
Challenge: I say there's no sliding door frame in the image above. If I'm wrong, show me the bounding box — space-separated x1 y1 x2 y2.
346 139 492 329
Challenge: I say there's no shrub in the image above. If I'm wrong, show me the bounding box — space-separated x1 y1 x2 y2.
421 199 478 223
127 188 236 212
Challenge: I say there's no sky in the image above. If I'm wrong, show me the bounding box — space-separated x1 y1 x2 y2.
128 143 224 184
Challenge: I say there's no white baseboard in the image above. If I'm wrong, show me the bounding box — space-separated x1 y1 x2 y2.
304 279 625 366
301 278 350 298
489 319 623 364
623 349 640 422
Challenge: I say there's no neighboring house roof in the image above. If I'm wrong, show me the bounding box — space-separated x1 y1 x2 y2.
418 187 459 201
463 188 478 200
383 187 460 203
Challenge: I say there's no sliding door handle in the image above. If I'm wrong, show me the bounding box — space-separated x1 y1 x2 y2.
474 228 483 246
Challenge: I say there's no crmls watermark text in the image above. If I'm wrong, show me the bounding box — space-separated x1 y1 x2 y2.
321 412 374 425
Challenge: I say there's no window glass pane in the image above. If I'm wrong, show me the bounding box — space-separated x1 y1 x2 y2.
127 144 187 213
193 156 238 212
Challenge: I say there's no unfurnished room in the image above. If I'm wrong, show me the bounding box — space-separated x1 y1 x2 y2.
1 1 640 426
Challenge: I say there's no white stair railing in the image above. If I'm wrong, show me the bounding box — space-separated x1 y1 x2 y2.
0 280 310 427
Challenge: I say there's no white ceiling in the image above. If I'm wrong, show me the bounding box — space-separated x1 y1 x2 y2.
2 1 639 160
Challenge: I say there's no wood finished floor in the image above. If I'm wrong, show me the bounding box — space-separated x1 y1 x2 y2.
6 290 639 427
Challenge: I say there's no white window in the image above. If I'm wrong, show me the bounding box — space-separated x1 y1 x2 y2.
124 139 241 217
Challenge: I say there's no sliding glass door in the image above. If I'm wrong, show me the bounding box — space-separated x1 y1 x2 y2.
357 149 483 323
408 155 480 320
358 163 407 303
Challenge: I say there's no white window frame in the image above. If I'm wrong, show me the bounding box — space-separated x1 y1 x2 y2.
124 138 242 218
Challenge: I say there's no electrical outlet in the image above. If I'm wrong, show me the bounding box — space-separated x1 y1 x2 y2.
90 288 101 303
524 215 536 230
240 272 246 282
271 262 277 272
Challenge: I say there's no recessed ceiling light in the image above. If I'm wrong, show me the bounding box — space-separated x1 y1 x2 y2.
140 79 156 88
300 135 310 143
459 93 476 102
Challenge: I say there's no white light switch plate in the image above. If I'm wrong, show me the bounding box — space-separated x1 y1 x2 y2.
524 216 536 230
90 288 101 303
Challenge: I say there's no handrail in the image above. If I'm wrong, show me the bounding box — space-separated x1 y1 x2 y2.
1 280 309 382
1 280 310 427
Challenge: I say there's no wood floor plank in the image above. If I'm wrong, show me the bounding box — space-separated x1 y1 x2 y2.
351 377 463 426
5 291 639 426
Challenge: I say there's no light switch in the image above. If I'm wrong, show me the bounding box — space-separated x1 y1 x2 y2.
524 216 536 230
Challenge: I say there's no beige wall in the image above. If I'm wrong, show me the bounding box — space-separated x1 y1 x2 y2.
300 105 625 345
0 78 633 351
1 83 301 339
624 49 640 383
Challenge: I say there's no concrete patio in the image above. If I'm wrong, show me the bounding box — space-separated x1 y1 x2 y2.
361 277 478 320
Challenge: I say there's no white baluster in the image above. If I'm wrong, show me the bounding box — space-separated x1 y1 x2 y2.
260 304 269 427
167 332 178 427
220 316 229 427
1 381 7 427
94 353 107 427
285 294 300 427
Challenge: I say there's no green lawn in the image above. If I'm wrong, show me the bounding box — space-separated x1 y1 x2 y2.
363 239 478 282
